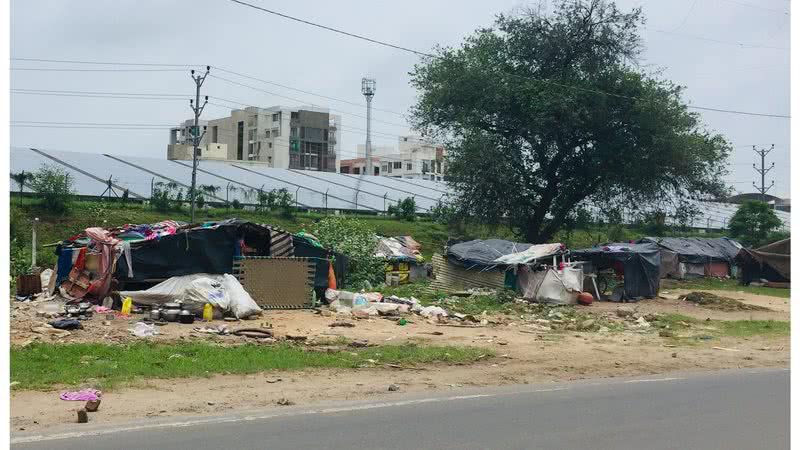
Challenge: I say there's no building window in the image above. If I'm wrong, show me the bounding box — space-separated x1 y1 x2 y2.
247 115 257 127
272 113 280 122
265 129 271 138
353 167 360 175
291 127 298 138
273 127 280 137
381 164 388 173
268 142 272 149
393 161 402 169
247 129 256 141
406 162 412 171
290 111 298 120
211 126 218 142
237 121 244 160
422 161 429 173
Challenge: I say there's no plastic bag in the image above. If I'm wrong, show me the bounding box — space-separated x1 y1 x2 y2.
131 322 158 337
222 274 261 319
419 306 448 318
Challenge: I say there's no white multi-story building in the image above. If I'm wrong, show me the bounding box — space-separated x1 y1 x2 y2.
168 106 342 172
339 135 446 181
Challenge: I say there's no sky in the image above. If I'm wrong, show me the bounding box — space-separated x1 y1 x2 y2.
10 0 791 197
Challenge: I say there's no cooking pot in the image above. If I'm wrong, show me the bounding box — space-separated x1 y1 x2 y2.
162 309 180 322
149 309 162 321
163 302 181 311
78 302 92 312
178 310 195 324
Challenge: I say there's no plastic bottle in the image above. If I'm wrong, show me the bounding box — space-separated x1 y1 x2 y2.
121 297 133 315
203 303 214 322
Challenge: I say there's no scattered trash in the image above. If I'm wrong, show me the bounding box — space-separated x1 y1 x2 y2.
671 352 678 358
388 384 400 391
130 322 158 338
265 378 282 384
48 319 82 330
60 388 102 402
232 328 274 339
276 398 295 406
207 401 216 406
419 306 448 318
397 318 407 326
329 321 355 328
712 346 740 352
348 339 369 348
659 330 674 338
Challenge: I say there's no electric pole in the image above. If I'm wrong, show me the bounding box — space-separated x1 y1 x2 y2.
189 66 210 223
752 144 775 203
361 78 376 176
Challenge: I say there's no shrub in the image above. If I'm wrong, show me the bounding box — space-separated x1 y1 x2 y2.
388 197 417 221
231 199 243 210
312 216 385 289
28 165 74 214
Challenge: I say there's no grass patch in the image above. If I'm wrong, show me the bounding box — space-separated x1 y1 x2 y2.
11 342 490 391
376 280 448 305
663 278 790 298
716 320 790 338
680 292 771 311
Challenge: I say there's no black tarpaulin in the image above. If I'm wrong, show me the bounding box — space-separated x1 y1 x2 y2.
446 239 533 269
638 237 741 264
572 243 661 300
735 238 790 283
116 220 271 282
292 234 349 289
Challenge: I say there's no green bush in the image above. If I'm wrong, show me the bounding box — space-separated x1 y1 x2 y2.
312 216 385 289
28 165 74 214
388 197 417 221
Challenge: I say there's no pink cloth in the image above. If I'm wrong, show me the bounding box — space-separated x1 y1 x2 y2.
60 388 102 401
85 227 122 298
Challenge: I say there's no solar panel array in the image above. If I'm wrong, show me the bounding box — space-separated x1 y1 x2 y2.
9 146 790 231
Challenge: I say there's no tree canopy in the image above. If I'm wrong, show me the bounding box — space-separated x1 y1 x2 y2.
410 0 730 242
728 201 783 247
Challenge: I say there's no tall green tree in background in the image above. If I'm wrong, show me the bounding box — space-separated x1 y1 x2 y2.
410 0 730 243
728 201 783 247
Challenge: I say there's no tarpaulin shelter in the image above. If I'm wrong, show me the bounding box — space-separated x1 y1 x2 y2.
735 238 790 285
572 243 661 301
375 236 426 284
638 237 742 279
447 239 533 269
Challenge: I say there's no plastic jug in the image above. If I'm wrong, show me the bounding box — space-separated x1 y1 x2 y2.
121 297 133 315
203 303 214 322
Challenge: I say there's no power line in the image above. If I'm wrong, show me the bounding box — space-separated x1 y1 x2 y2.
10 67 187 72
225 0 434 58
227 3 791 119
714 0 790 15
651 29 790 50
10 57 198 67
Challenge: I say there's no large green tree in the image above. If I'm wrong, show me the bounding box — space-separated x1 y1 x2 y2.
728 201 783 247
410 0 730 242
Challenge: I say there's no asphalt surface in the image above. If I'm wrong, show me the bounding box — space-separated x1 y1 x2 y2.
12 368 789 450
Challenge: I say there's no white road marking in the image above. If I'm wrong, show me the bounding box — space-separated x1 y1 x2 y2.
623 377 684 384
11 394 492 444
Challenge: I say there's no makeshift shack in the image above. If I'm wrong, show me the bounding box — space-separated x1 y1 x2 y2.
735 238 790 286
430 239 540 293
638 237 742 279
572 243 661 301
496 243 581 305
375 236 426 284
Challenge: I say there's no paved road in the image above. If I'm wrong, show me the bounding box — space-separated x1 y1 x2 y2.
12 368 789 450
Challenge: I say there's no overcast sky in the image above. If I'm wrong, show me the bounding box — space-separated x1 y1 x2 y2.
10 0 791 197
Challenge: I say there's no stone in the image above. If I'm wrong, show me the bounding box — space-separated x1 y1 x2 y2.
579 319 595 330
207 401 215 406
77 408 88 423
635 317 651 328
388 384 401 392
598 326 610 333
616 307 635 318
277 398 295 406
85 399 101 412
672 352 678 358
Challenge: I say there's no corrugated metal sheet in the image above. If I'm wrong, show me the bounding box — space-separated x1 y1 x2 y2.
429 254 505 293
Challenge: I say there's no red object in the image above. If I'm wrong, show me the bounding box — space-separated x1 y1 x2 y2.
577 292 593 306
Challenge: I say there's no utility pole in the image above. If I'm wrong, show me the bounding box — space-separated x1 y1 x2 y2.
752 144 775 203
361 78 376 176
189 66 210 223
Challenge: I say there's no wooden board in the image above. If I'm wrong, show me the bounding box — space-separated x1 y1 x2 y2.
233 257 316 309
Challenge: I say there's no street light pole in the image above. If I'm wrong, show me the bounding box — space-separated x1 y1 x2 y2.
189 66 210 223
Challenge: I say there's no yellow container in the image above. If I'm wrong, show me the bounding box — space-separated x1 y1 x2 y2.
203 303 214 322
121 297 133 315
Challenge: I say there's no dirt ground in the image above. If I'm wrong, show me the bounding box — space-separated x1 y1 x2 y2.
10 289 791 432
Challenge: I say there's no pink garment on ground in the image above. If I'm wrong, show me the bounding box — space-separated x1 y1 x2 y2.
60 388 102 401
95 306 112 313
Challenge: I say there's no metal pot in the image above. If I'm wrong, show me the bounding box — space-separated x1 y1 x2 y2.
179 310 195 324
163 302 181 311
162 309 180 322
149 309 162 321
78 302 92 312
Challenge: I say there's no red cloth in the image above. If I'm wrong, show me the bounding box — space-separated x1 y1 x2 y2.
73 247 87 270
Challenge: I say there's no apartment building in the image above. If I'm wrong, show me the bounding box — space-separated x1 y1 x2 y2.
339 135 446 181
167 106 342 172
